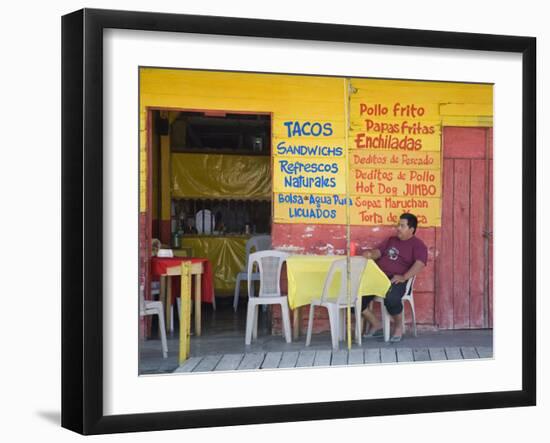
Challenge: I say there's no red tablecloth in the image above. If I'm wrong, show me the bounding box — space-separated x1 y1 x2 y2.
150 257 214 305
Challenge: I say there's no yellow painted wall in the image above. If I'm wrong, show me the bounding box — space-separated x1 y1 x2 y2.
151 119 159 221
140 69 344 212
139 68 492 228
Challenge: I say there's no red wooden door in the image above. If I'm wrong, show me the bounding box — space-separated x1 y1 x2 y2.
436 127 493 329
139 111 155 338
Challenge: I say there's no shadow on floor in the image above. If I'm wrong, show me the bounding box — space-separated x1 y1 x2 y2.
139 297 493 374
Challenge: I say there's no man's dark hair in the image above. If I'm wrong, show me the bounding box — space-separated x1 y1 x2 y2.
400 213 418 234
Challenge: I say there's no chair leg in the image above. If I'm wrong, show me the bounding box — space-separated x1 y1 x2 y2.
373 299 381 337
233 275 243 312
305 304 315 346
156 310 168 359
381 303 391 342
355 300 362 346
327 306 339 350
170 304 175 333
339 309 346 341
245 301 255 345
280 302 292 344
401 303 406 336
253 304 259 340
409 298 417 337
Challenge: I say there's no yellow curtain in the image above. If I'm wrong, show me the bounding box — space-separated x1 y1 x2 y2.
171 153 271 200
179 236 248 294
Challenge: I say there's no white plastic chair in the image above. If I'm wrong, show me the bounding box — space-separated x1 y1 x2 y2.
370 276 417 342
139 285 168 358
306 257 367 350
245 250 291 345
150 239 162 310
233 235 272 311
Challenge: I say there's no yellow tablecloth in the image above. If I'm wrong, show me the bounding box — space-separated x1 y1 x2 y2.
285 255 391 310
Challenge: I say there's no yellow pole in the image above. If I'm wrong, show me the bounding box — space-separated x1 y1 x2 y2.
344 78 352 350
179 262 192 364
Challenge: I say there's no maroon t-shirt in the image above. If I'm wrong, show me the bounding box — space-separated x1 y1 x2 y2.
375 236 428 278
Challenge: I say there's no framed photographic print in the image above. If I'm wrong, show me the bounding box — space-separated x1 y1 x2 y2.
61 8 536 435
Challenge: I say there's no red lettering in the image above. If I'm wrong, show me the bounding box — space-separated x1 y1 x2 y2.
354 133 366 148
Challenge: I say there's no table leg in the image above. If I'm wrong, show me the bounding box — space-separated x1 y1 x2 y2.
292 307 301 340
179 271 191 364
166 276 172 333
194 274 202 337
159 276 167 334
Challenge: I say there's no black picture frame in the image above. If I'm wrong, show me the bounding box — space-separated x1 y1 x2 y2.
61 8 536 435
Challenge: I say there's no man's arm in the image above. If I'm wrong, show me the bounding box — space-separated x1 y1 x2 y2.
390 260 426 284
363 249 381 260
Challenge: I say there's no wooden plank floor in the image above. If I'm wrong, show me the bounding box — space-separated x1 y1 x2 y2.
174 346 492 373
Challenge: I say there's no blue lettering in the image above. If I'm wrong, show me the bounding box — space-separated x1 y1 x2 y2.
287 208 337 219
278 160 339 175
278 193 304 205
276 142 343 157
333 195 353 206
281 121 335 138
283 175 337 188
283 121 293 137
311 122 322 136
293 121 302 137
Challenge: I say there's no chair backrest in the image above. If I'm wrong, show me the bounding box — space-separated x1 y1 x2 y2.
247 250 289 298
321 256 367 305
404 275 416 298
249 235 272 252
243 235 272 270
245 234 272 257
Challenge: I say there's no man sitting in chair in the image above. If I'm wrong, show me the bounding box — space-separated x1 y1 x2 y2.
361 213 428 342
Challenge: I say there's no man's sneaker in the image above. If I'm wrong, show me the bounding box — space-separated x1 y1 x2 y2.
364 329 384 338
